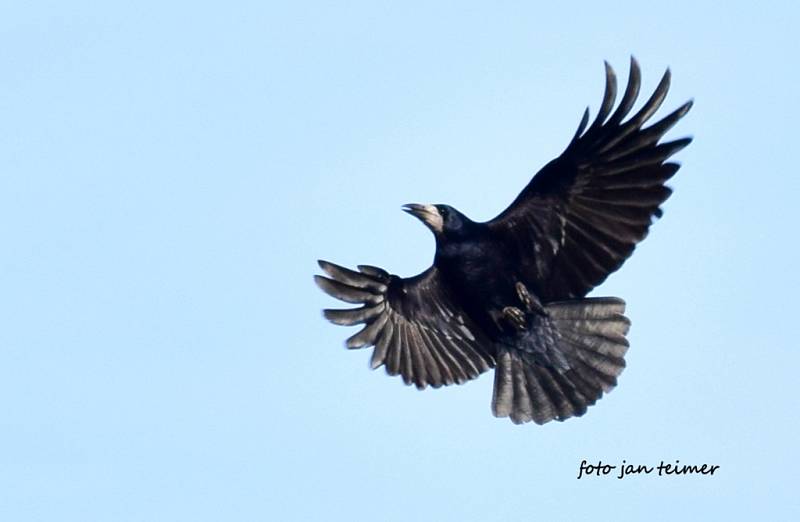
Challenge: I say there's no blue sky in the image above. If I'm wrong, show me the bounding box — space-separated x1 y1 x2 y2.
1 1 798 520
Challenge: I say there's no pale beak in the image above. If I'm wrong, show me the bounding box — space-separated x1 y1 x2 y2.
402 203 443 233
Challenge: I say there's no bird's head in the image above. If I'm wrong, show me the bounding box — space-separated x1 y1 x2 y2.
402 203 470 237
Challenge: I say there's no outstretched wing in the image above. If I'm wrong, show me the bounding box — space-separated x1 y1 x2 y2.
315 260 495 389
487 58 692 301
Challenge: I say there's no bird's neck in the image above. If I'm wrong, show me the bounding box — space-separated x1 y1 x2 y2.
434 218 482 245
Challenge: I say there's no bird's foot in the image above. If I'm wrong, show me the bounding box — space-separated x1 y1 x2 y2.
502 306 527 332
515 282 546 315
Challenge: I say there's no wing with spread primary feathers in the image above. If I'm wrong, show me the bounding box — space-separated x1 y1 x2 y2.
315 260 495 389
487 58 692 301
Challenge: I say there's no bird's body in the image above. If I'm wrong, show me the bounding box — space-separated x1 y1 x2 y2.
434 223 519 331
316 59 692 424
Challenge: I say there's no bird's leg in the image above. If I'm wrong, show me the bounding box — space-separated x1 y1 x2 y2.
515 282 546 315
502 306 527 332
501 282 547 332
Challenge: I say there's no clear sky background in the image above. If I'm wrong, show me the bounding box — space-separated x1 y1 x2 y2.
1 1 798 520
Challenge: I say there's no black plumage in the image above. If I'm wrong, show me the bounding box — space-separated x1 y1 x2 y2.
315 58 692 424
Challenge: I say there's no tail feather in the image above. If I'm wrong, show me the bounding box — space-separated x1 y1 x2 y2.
526 364 558 423
511 355 535 423
492 297 631 424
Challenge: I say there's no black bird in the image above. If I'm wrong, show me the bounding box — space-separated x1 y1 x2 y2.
315 58 692 424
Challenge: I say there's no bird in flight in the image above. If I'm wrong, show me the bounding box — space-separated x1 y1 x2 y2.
315 58 692 424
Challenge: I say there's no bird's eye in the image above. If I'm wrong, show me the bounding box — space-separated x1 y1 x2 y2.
439 207 449 218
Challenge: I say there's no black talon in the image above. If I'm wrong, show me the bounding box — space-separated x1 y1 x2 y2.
515 282 546 315
502 306 527 332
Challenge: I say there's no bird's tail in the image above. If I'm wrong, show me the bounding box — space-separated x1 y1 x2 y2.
492 297 631 425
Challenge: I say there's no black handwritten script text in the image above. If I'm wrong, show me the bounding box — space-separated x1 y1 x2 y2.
577 459 720 480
